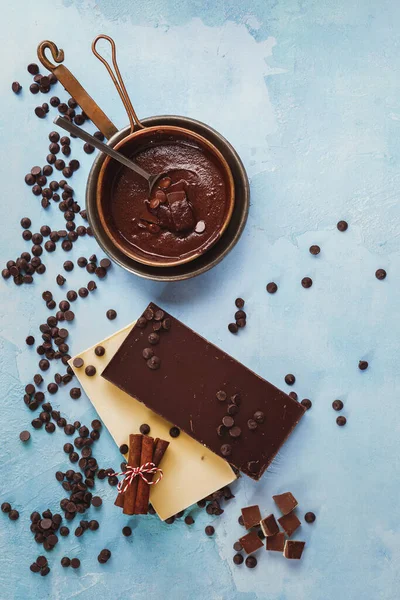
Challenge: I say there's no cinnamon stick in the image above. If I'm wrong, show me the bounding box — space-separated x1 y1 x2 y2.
134 437 169 514
134 436 156 515
122 434 143 515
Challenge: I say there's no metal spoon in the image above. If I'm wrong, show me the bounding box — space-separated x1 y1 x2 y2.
53 116 163 193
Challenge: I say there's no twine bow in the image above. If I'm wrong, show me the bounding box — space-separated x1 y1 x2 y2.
110 462 163 494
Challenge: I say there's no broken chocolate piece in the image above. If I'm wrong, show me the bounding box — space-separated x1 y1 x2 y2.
260 514 279 537
241 505 261 530
273 492 298 515
102 303 305 480
266 532 285 552
278 512 301 537
167 190 195 232
283 540 305 559
239 530 264 554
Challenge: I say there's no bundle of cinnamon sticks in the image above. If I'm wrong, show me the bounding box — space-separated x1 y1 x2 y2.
115 433 169 515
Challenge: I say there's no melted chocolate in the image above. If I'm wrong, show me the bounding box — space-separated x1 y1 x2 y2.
107 141 227 262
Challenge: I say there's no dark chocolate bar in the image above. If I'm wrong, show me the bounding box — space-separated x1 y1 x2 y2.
102 303 305 480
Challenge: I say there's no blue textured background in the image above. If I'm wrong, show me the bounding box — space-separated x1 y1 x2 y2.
1 1 399 598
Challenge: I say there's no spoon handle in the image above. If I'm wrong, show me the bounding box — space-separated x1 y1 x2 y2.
53 116 151 181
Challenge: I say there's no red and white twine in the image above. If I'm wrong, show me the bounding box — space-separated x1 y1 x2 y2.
111 462 163 494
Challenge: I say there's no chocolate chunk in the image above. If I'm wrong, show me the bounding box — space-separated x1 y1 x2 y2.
266 282 278 294
106 309 117 320
266 532 285 552
337 220 348 232
332 399 343 411
336 416 347 426
239 530 264 554
278 512 301 537
358 360 368 371
304 511 316 523
283 540 305 559
260 514 279 537
273 492 298 515
167 190 195 232
245 555 257 568
375 269 386 280
309 245 321 255
241 505 261 529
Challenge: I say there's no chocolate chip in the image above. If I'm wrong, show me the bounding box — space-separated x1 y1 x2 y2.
169 426 180 438
289 391 298 401
336 416 347 426
227 404 239 416
122 526 132 536
70 388 81 400
147 356 161 370
142 347 154 360
205 525 215 536
85 365 96 377
220 444 232 457
228 323 238 334
247 419 257 430
106 309 117 320
119 443 128 454
20 217 32 229
301 277 313 288
337 220 348 231
309 245 320 255
301 398 312 410
12 81 22 94
19 430 30 442
358 360 368 371
216 390 227 402
64 310 75 321
26 335 35 346
30 83 40 94
266 282 278 294
78 287 88 298
247 461 259 474
231 393 241 406
139 423 150 435
332 399 343 411
235 298 245 308
1 502 11 513
229 426 242 438
95 345 105 356
63 260 74 272
148 332 160 345
73 357 84 368
245 555 257 568
162 318 171 330
305 511 316 523
233 553 244 565
34 106 46 119
70 558 80 569
39 359 50 371
216 424 227 437
67 290 77 302
285 373 295 385
375 269 386 280
222 416 234 428
253 411 264 424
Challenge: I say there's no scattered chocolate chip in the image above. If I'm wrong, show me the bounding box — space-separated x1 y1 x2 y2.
228 323 238 334
106 309 117 320
245 555 257 568
301 277 313 288
233 553 244 565
147 356 161 370
73 357 84 369
216 390 227 402
27 63 39 75
70 558 80 569
375 269 386 280
309 245 320 255
205 525 215 536
169 426 180 438
358 360 368 371
337 220 348 231
12 81 22 94
285 373 295 385
94 345 105 356
85 365 96 377
305 511 316 523
332 399 343 411
266 282 278 294
247 419 257 430
288 391 298 401
336 416 347 426
26 335 35 346
70 388 81 400
301 398 312 410
139 423 150 435
220 444 232 457
122 526 132 536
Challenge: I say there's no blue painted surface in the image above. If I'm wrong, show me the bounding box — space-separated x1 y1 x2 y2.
1 0 400 598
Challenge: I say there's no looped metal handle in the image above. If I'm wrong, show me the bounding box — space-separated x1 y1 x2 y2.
92 34 144 132
37 40 65 71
